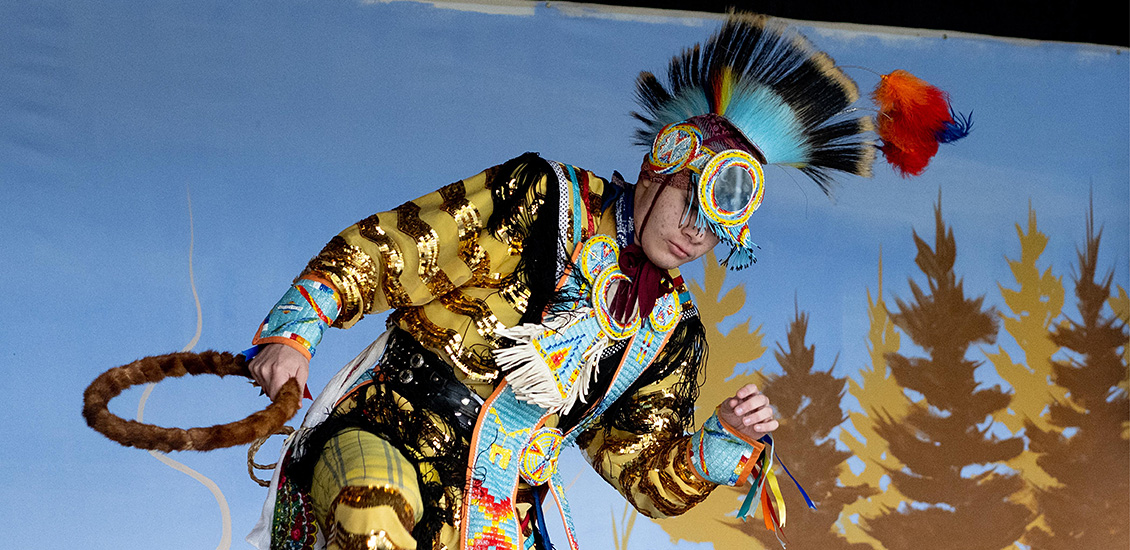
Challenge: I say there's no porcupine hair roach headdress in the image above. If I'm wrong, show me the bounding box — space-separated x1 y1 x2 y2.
631 13 875 269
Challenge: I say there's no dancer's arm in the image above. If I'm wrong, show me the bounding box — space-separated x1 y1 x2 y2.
576 363 717 518
249 157 555 395
578 373 776 517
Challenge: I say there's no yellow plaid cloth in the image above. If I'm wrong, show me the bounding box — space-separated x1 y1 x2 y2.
311 428 425 550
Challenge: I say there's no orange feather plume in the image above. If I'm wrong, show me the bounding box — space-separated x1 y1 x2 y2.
873 70 970 177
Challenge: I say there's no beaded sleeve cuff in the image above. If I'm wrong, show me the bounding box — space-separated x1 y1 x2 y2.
688 410 766 486
253 276 341 359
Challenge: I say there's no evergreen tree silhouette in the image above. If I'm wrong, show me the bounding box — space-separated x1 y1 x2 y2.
1024 207 1129 549
745 306 877 550
982 203 1069 550
1111 284 1130 401
865 201 1030 550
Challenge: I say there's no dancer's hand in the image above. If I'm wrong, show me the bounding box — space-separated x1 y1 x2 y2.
248 343 310 403
718 384 779 438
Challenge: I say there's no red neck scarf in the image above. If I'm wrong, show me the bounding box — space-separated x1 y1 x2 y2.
610 175 673 324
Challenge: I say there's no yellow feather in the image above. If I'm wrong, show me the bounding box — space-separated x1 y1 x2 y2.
717 67 734 116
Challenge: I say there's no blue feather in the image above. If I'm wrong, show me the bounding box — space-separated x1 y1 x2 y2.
724 84 809 165
937 108 973 144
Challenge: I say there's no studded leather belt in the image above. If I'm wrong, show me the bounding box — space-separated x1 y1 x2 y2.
377 327 484 440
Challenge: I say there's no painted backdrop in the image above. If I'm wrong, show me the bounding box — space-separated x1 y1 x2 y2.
2 1 1127 549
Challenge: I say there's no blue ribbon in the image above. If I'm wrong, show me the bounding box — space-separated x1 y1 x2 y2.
774 449 816 510
533 487 553 550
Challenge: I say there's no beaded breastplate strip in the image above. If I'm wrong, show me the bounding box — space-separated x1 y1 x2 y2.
460 236 681 550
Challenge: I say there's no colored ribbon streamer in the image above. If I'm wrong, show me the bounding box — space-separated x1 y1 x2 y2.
761 485 776 531
737 437 774 519
735 433 820 550
767 470 785 527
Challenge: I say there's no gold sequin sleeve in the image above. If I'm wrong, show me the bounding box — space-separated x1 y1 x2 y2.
304 168 537 328
577 368 717 518
300 159 588 387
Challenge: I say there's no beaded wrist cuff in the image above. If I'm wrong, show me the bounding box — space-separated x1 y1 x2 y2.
253 277 341 359
689 410 766 486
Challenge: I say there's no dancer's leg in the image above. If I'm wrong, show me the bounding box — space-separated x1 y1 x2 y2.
311 428 423 550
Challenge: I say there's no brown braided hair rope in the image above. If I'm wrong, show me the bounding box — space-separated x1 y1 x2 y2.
82 350 301 452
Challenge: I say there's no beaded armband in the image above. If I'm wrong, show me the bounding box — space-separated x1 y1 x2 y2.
252 276 341 359
688 410 766 486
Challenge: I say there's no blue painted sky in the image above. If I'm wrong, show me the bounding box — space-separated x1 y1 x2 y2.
2 1 1126 549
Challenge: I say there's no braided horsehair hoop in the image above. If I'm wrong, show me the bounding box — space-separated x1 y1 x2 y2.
83 351 300 452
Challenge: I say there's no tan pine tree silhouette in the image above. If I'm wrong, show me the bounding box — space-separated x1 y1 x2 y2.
611 501 637 550
983 203 1067 549
839 247 910 550
685 249 770 426
1024 209 1130 550
1111 284 1129 412
656 249 769 548
987 203 1067 440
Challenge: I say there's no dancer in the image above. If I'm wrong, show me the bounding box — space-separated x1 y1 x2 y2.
248 13 887 550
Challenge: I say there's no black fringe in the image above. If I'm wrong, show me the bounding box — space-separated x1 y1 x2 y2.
485 152 569 326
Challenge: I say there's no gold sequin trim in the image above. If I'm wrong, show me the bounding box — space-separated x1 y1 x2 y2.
673 437 716 492
482 166 500 190
494 224 525 257
613 434 651 487
613 436 716 517
618 390 681 433
391 307 499 382
656 446 706 504
617 451 649 512
638 472 709 517
395 201 456 297
602 431 661 460
437 290 504 345
325 486 416 549
489 187 543 254
390 307 458 362
437 181 494 287
333 486 416 528
327 527 402 550
306 236 381 326
357 214 413 309
498 276 531 314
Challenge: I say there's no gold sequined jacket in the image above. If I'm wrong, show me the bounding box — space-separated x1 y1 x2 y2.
302 153 718 519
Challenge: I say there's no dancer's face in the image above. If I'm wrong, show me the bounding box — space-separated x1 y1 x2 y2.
633 168 720 270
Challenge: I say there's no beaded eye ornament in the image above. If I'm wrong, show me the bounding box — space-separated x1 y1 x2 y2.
648 120 764 269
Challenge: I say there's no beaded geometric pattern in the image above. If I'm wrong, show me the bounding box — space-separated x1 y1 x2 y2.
465 236 682 550
256 278 341 356
649 123 703 175
690 412 759 486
